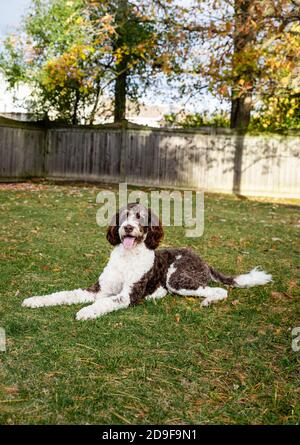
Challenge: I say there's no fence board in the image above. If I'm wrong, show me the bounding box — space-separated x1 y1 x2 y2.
0 125 45 178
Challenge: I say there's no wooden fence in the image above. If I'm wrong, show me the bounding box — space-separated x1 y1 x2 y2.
0 117 299 198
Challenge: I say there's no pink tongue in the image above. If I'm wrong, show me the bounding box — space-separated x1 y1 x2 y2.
123 236 135 249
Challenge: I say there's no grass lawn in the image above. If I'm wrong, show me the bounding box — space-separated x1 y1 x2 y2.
0 182 299 425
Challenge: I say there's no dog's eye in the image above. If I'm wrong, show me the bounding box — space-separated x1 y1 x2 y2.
136 212 140 219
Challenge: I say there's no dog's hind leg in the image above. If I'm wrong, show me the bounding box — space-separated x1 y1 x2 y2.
168 285 228 307
166 263 228 307
145 286 167 301
22 288 98 308
198 288 228 307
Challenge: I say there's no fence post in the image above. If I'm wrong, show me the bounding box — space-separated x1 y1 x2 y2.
42 127 49 178
119 127 127 182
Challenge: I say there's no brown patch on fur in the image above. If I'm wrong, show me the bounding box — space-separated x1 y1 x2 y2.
129 252 165 306
85 281 101 293
167 249 211 290
129 248 188 305
128 248 235 306
106 224 121 246
144 211 164 250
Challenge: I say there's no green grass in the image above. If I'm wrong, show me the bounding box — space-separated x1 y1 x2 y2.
0 182 299 425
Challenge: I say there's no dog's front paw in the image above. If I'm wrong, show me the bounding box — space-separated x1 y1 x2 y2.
200 288 228 307
200 299 211 307
76 306 99 321
214 288 228 298
22 297 45 308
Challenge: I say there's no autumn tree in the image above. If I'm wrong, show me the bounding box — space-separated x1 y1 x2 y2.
0 0 187 124
0 0 102 123
87 0 166 123
185 0 300 129
74 0 189 123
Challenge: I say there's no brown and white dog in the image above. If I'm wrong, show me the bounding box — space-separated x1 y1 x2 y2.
22 203 272 320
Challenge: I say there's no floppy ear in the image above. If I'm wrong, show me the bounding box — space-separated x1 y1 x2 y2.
144 210 164 250
106 212 121 246
106 225 121 246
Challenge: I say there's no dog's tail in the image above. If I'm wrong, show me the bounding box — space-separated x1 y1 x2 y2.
209 266 272 288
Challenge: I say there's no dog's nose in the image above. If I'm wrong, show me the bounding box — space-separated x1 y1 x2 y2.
124 224 134 234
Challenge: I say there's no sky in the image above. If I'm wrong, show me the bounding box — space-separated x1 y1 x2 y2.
0 0 31 37
0 0 226 115
0 0 31 112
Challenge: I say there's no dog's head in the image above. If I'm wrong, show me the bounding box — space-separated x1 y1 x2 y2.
106 203 163 250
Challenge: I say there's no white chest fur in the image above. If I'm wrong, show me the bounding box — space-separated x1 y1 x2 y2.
99 243 155 295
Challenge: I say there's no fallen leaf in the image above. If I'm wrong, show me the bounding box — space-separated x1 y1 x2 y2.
271 291 293 300
288 280 298 291
237 255 243 265
3 386 19 394
186 297 197 302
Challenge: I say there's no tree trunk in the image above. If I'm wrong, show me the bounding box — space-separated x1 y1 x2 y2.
89 79 101 125
230 93 252 129
114 58 128 123
113 0 129 123
230 0 254 130
72 90 80 125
